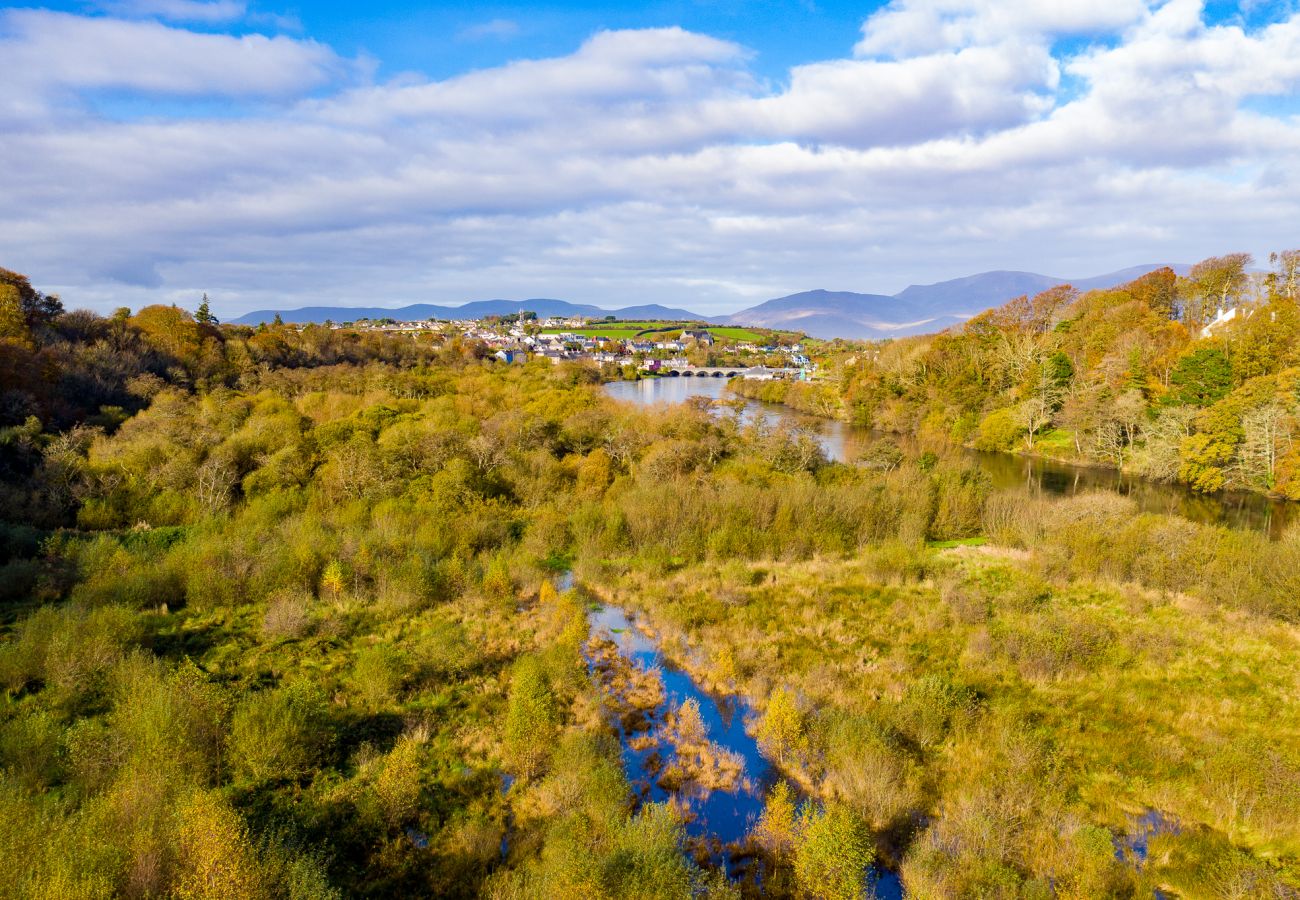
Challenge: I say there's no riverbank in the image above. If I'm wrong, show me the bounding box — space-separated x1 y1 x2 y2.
719 377 1299 536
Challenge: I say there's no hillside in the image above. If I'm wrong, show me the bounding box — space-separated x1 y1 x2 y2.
730 265 1189 339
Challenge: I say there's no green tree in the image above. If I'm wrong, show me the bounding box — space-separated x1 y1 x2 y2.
502 654 558 779
793 801 874 900
1168 346 1233 407
195 293 218 326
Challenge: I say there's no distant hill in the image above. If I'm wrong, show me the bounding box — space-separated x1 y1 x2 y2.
724 289 955 337
728 265 1190 339
231 265 1190 338
231 299 711 325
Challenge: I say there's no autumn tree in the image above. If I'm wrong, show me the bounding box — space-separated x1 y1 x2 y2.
754 779 799 861
0 267 63 329
1180 253 1253 327
175 790 267 900
1128 266 1179 318
756 686 806 767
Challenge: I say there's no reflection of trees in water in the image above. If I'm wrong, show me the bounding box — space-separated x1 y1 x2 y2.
605 380 1291 537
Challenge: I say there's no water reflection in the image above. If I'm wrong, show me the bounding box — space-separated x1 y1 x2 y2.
587 600 904 894
603 378 1293 537
586 602 771 858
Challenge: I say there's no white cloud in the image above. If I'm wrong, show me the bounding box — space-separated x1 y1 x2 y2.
855 0 1151 57
2 7 1300 316
0 10 345 118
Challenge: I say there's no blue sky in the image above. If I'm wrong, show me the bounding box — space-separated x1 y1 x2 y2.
2 0 1299 316
35 0 893 83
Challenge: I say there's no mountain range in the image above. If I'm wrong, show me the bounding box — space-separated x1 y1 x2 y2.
232 264 1186 339
230 300 703 327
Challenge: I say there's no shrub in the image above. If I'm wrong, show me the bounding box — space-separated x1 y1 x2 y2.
892 674 977 751
502 654 558 780
973 408 1025 452
349 645 408 711
261 589 314 641
229 684 328 783
373 731 426 827
793 801 874 900
175 790 266 900
0 710 64 790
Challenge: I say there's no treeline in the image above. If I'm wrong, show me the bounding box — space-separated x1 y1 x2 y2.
0 269 506 525
734 251 1300 498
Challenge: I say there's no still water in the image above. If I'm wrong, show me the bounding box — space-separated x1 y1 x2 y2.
586 599 903 898
603 378 1293 536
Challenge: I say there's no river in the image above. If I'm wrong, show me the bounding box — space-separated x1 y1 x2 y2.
603 377 1293 537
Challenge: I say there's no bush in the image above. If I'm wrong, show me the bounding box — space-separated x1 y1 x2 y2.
261 589 314 641
793 801 874 900
349 645 408 711
502 654 558 780
973 408 1025 452
229 684 328 783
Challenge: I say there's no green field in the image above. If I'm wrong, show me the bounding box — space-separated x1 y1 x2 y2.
539 327 651 340
540 322 790 343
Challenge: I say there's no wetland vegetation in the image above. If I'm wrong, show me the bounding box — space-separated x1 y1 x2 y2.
1 265 1298 897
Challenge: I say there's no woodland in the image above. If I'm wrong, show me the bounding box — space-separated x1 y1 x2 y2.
731 252 1300 500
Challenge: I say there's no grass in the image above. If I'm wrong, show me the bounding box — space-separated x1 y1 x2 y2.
539 322 794 343
927 537 987 549
595 547 1300 891
1031 427 1079 455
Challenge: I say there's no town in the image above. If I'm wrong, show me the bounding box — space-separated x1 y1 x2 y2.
321 312 815 379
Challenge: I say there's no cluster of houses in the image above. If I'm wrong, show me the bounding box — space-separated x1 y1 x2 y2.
494 327 809 373
338 315 811 376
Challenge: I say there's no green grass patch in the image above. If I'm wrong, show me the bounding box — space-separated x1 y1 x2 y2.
1032 428 1077 454
927 536 988 549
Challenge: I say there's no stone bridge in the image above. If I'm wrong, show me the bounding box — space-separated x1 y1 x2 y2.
661 367 744 378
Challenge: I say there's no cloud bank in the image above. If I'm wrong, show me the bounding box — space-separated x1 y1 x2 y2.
2 0 1299 315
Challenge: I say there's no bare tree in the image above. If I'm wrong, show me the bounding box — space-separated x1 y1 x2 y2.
1237 402 1293 490
1017 395 1055 451
1268 249 1300 301
1137 407 1196 481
